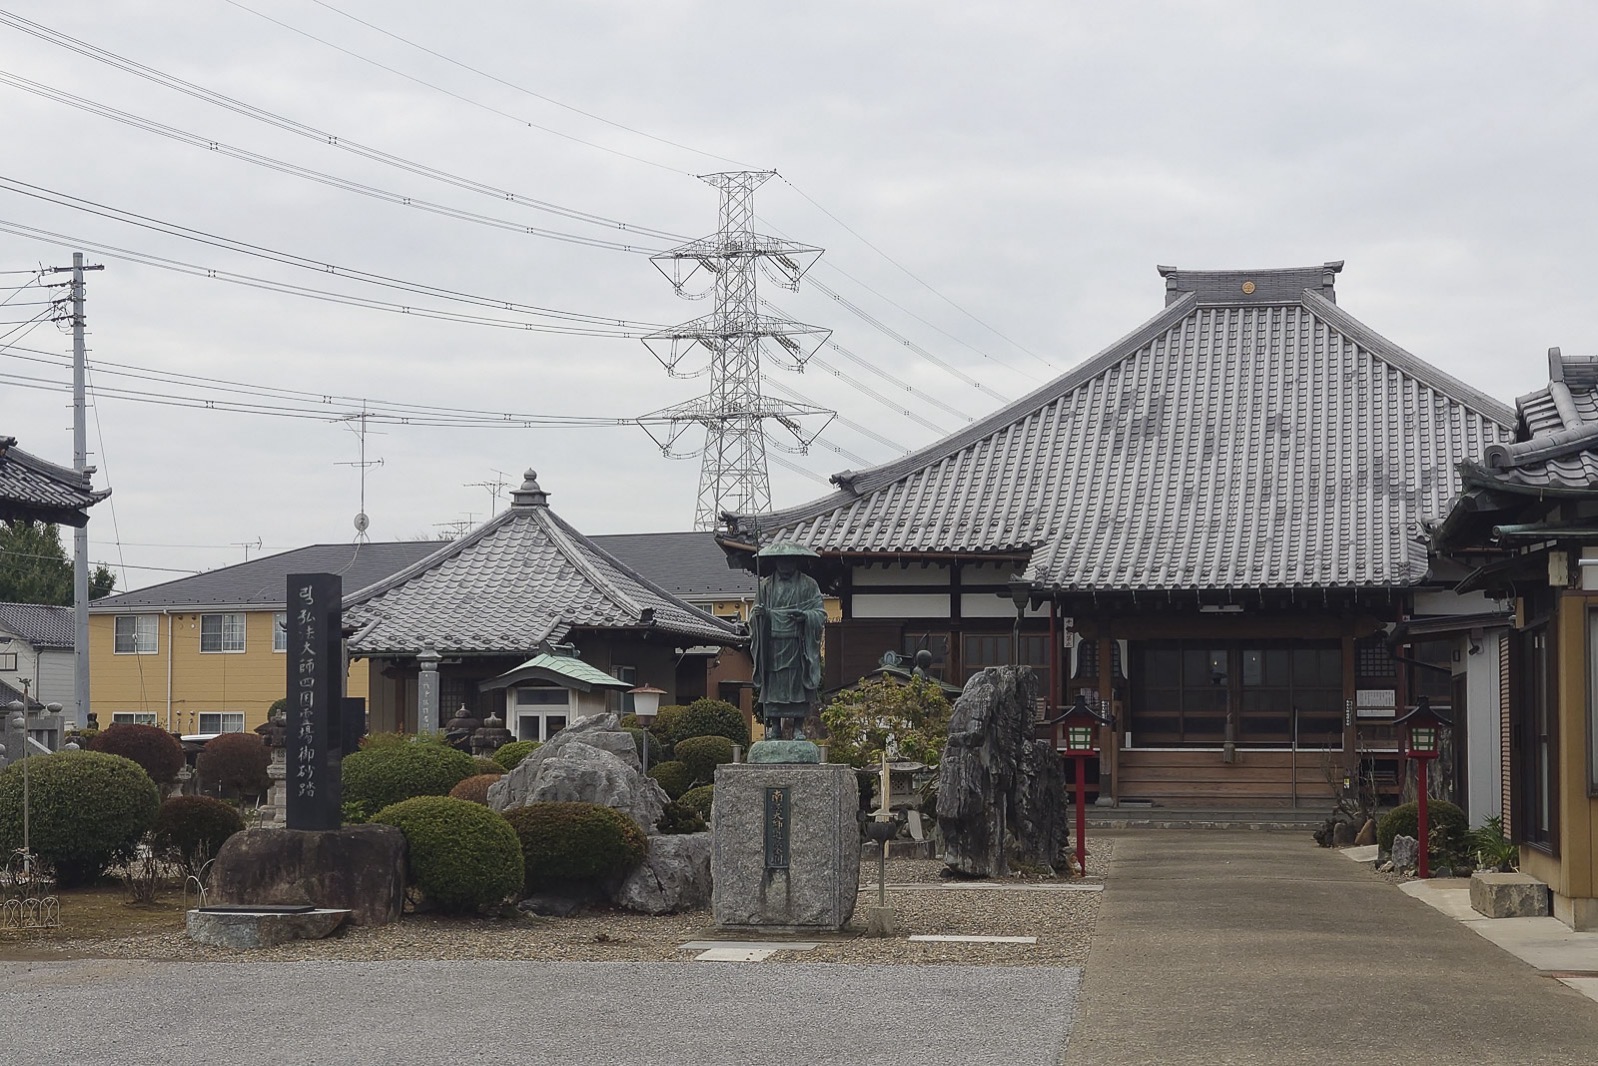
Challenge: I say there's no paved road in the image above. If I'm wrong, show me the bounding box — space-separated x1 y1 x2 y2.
0 958 1079 1065
1064 830 1598 1066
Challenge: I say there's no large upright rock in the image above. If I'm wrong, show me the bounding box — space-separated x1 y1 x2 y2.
208 825 406 926
487 711 668 834
938 666 1069 877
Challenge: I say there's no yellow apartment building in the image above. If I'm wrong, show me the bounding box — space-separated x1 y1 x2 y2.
88 542 437 736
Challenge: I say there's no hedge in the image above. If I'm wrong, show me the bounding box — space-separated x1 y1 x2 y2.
0 750 160 887
373 796 523 912
342 740 477 823
89 724 186 786
502 802 647 892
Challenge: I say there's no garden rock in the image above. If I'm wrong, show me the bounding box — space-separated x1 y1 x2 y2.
1354 819 1376 847
488 713 668 834
1469 871 1550 918
610 832 712 914
208 825 406 926
1331 821 1355 847
937 666 1068 877
1390 834 1419 872
518 893 589 917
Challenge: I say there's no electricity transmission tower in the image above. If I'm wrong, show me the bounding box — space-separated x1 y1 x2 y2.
639 171 834 530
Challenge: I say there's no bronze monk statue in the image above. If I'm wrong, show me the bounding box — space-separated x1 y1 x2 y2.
749 541 826 742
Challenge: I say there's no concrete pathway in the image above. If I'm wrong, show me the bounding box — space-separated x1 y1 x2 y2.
0 958 1079 1066
1400 875 1598 1003
1063 830 1598 1066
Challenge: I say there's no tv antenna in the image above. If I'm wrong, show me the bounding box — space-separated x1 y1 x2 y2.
464 470 512 519
334 405 385 541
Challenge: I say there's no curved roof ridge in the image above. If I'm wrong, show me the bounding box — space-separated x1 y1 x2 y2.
1300 291 1515 426
536 508 644 619
733 291 1200 534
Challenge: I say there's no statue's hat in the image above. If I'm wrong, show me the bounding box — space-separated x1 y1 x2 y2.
755 540 819 559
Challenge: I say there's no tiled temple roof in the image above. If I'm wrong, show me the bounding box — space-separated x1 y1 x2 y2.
730 263 1514 591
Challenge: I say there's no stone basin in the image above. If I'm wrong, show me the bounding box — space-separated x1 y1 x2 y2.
186 907 351 949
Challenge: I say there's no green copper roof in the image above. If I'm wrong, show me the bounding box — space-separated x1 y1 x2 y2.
480 652 635 693
755 541 819 559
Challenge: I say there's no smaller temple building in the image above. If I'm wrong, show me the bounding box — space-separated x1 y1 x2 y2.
344 470 746 735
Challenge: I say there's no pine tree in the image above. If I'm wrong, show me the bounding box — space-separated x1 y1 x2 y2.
0 521 116 604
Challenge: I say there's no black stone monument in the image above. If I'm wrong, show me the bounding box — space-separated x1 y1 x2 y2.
285 573 344 830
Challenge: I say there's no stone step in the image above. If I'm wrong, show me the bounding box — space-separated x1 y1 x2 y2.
1086 806 1328 831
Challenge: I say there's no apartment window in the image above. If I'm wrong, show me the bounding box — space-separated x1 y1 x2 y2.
112 711 157 725
200 613 246 653
114 614 159 655
0 652 16 671
273 612 287 653
198 712 246 734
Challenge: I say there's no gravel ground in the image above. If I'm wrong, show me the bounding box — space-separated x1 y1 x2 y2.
8 843 1111 967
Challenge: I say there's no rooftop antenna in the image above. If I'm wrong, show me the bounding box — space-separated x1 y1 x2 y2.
464 470 511 519
334 404 385 542
232 537 263 562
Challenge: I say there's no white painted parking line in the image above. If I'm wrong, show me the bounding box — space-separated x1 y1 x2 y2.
695 948 777 962
909 935 1038 945
867 882 1103 893
678 941 820 952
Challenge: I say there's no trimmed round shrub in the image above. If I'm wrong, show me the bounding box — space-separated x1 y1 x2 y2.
647 760 693 800
502 802 648 892
195 732 270 801
623 727 664 767
646 705 689 753
679 784 714 822
492 740 540 772
89 723 185 786
342 741 476 823
151 795 244 874
373 796 523 912
449 773 503 805
471 755 502 776
661 698 749 750
0 750 160 887
675 735 736 784
657 799 706 835
1377 799 1470 858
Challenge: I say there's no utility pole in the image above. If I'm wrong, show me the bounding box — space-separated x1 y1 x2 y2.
638 171 834 529
47 253 104 731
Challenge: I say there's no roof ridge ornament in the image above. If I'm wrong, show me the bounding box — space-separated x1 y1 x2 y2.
510 469 549 508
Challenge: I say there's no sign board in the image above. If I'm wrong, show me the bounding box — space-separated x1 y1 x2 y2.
1356 688 1398 719
285 573 344 830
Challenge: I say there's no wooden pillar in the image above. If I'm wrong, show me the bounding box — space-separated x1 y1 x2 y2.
1099 634 1119 805
1341 631 1359 775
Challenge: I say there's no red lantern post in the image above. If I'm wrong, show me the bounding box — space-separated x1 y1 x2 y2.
1055 693 1114 878
1395 696 1449 879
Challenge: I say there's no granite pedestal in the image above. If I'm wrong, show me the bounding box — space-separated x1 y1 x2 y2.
712 762 860 931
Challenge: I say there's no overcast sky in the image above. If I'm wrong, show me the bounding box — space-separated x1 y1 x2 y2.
0 1 1582 591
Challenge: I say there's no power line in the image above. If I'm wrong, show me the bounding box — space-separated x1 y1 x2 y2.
778 175 1059 374
0 177 660 330
303 0 759 171
221 0 692 177
0 70 674 256
0 11 689 241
